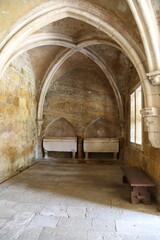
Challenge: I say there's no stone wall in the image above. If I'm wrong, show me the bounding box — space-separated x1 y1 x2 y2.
42 66 120 158
124 69 160 202
44 117 76 137
43 67 119 136
0 53 36 181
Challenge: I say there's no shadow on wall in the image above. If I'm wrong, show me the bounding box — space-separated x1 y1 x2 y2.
84 117 118 138
43 117 76 138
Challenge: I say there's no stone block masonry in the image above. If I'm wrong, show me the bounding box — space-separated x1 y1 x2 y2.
0 53 36 181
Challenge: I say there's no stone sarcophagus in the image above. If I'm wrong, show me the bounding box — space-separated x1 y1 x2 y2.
43 137 77 159
83 138 119 160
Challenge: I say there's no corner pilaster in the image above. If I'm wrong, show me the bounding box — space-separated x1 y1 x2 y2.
146 70 160 86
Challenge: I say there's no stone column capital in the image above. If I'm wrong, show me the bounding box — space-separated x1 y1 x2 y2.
36 118 44 122
146 70 160 86
141 107 160 118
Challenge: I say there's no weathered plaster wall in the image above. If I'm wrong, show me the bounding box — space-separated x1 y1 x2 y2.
125 69 160 202
0 0 47 39
0 53 36 181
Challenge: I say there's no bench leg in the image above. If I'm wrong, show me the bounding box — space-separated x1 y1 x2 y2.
72 151 76 159
85 152 89 160
123 175 128 184
131 187 151 204
113 152 117 160
44 150 48 159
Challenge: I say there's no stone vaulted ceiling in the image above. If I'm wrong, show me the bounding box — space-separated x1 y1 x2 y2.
25 15 137 126
0 0 146 127
28 17 134 97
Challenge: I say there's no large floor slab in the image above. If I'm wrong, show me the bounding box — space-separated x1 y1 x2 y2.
0 160 160 240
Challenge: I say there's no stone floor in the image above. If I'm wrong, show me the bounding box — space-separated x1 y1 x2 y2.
0 160 160 240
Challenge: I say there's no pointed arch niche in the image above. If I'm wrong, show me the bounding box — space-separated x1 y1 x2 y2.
43 117 77 159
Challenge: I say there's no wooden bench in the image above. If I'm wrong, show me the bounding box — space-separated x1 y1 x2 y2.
121 166 155 204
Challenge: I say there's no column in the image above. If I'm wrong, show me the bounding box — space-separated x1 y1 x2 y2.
141 70 160 149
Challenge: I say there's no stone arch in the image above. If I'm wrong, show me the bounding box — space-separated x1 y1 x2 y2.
127 0 160 71
4 33 122 72
0 33 124 124
84 117 118 138
0 0 147 87
43 117 76 138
